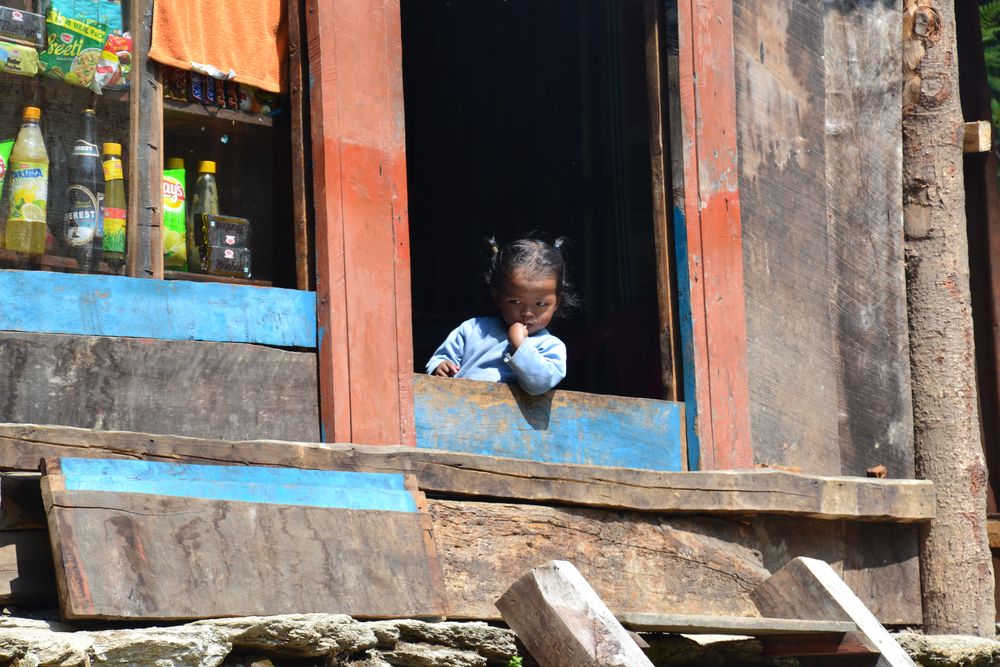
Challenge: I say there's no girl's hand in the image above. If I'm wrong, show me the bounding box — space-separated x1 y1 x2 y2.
507 322 529 349
433 361 460 377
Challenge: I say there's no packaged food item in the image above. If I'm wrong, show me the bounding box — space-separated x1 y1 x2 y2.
6 106 49 256
0 139 13 205
205 245 251 279
38 9 107 93
56 0 123 36
161 64 188 101
95 32 130 89
0 39 38 76
224 81 239 110
204 214 250 248
162 158 187 270
0 6 45 48
204 74 218 106
101 142 125 267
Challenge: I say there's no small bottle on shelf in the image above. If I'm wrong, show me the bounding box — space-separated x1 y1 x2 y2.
101 143 127 270
186 160 219 273
63 109 103 273
6 106 49 256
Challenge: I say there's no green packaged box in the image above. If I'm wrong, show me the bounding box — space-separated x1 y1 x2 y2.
162 168 187 270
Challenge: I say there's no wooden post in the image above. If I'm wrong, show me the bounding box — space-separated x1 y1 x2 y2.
305 0 415 445
496 560 654 667
675 0 752 469
902 0 995 635
287 0 311 291
127 0 163 279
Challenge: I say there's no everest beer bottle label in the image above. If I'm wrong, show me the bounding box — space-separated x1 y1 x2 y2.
63 184 99 245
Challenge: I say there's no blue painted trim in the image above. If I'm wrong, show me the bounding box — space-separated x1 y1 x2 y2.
0 270 317 348
673 206 700 470
414 378 686 471
58 458 418 512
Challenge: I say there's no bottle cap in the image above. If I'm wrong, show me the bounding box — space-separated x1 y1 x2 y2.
83 108 96 116
165 157 184 170
103 142 122 156
198 160 216 174
23 106 40 121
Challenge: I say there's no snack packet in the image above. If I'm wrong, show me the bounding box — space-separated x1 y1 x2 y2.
95 32 130 89
38 9 107 93
162 167 188 270
0 6 45 48
0 39 38 76
0 139 13 204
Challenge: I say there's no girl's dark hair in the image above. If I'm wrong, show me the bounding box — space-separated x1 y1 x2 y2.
484 235 581 317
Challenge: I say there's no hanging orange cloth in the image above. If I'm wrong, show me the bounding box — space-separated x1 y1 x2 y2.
148 0 287 93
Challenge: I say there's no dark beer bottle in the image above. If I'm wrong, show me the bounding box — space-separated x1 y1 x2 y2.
63 109 103 273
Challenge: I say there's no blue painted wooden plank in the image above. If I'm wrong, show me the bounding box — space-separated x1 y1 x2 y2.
0 270 317 347
413 376 685 471
672 205 701 470
57 458 418 512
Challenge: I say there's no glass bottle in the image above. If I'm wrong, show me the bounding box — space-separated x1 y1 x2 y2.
101 143 127 269
6 106 49 256
186 160 219 273
63 109 102 272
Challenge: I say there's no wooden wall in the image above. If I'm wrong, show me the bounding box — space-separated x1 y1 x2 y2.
0 332 320 442
734 0 913 477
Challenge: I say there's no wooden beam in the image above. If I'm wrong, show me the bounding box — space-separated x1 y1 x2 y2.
305 0 414 445
0 423 936 521
496 561 654 667
287 0 311 291
127 0 163 279
751 557 917 666
619 613 855 636
964 120 992 154
987 517 1000 549
676 0 752 469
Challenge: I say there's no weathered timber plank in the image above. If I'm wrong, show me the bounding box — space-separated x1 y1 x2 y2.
42 458 448 621
0 531 56 604
414 375 685 471
619 613 855 636
735 0 839 474
964 120 991 153
751 557 916 666
0 423 935 521
0 332 320 442
0 473 45 530
825 1 912 479
0 271 316 347
497 561 654 667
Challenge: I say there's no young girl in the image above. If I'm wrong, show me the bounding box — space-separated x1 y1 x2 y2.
426 236 579 396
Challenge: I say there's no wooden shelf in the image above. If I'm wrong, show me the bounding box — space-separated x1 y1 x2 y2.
163 99 275 127
163 270 272 288
0 249 123 276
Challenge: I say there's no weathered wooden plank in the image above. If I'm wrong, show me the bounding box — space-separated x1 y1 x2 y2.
0 271 316 347
42 458 447 621
0 332 320 442
497 561 654 667
414 375 684 470
127 0 163 279
0 423 935 521
963 120 991 153
825 0 912 479
751 557 917 666
306 0 414 444
734 0 839 474
619 613 855 636
677 0 752 469
287 0 312 291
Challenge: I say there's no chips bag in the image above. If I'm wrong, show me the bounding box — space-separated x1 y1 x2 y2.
38 9 107 93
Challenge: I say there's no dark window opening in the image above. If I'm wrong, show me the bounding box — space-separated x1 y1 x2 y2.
401 0 671 399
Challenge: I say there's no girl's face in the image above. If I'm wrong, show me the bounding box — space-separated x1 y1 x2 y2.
494 270 560 334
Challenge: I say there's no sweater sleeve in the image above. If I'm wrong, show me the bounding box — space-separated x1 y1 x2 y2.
504 335 567 395
426 321 468 375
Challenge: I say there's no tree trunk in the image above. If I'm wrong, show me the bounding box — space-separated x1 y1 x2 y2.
902 0 996 636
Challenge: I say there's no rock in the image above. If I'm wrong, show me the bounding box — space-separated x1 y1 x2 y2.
86 626 231 667
367 621 516 660
0 616 76 633
895 631 1000 666
0 627 92 667
367 623 401 647
218 654 275 667
378 642 486 667
194 614 378 658
338 653 392 667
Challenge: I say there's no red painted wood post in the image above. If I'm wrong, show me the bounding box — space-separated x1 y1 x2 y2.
305 0 415 446
676 0 752 469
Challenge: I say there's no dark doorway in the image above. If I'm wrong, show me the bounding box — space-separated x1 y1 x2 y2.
401 0 666 399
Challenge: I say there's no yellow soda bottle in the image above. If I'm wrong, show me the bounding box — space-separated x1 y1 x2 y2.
6 106 49 256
